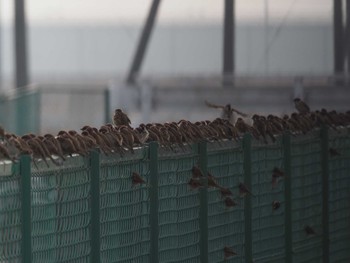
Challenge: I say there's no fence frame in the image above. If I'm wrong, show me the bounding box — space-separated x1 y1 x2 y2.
8 126 350 262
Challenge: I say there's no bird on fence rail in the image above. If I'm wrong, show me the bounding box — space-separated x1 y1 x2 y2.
207 172 222 188
0 143 17 162
113 109 131 127
191 165 203 178
294 98 310 114
205 100 248 125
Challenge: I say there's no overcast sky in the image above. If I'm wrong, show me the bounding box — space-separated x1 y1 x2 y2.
1 0 333 25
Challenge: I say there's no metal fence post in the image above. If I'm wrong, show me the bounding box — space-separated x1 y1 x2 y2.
320 126 330 263
104 88 111 124
149 142 159 263
198 141 208 263
243 134 253 262
20 154 32 263
282 133 293 263
90 150 101 263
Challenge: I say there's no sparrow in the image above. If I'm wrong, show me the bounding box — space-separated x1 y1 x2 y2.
238 182 254 197
113 109 131 127
188 178 203 190
207 172 221 188
132 172 146 186
205 100 248 124
272 200 281 210
304 225 317 236
329 147 341 157
272 167 285 188
219 187 233 197
0 144 17 162
224 197 238 208
223 246 237 259
191 165 203 178
294 98 310 114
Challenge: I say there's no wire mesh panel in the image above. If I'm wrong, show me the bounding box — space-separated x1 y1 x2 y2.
328 129 350 262
206 141 244 263
157 146 200 263
100 149 150 263
0 163 22 263
290 132 323 263
250 138 285 263
31 156 91 262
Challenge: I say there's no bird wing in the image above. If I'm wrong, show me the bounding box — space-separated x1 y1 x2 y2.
204 100 225 109
230 107 249 117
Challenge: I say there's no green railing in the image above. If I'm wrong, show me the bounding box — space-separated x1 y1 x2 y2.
0 127 349 262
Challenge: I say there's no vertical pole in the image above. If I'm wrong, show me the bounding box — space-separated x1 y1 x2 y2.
90 150 101 263
20 154 32 263
320 126 330 263
334 0 344 80
104 88 111 124
198 141 208 263
149 142 159 263
223 0 235 84
346 0 350 76
282 133 293 263
126 0 161 85
15 0 29 88
243 134 252 262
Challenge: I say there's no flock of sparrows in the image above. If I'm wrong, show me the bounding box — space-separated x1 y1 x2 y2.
0 98 347 167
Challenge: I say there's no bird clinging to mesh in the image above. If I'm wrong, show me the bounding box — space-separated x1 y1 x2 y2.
205 100 248 124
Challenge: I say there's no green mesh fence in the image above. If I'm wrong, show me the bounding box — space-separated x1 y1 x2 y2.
100 149 150 263
290 132 323 263
206 141 244 263
251 139 286 263
31 156 91 262
157 146 200 263
0 127 349 262
328 130 350 262
0 163 22 263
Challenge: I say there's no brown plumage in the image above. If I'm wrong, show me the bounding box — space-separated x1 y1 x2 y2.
224 197 238 208
294 98 310 114
238 182 254 197
132 172 146 186
188 178 203 190
272 200 281 210
223 246 237 259
191 165 203 178
113 109 131 127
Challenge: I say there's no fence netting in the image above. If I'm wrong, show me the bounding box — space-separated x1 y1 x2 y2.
0 128 349 262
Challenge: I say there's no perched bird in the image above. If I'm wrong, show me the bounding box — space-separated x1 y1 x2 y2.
113 109 131 127
223 246 237 259
272 167 285 188
304 225 317 236
272 200 281 211
131 172 146 186
0 144 17 162
219 187 233 197
191 165 203 178
205 100 248 124
188 178 203 190
207 172 221 188
329 147 341 157
294 98 310 114
224 197 238 208
238 182 254 197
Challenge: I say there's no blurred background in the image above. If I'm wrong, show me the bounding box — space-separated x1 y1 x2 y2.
0 0 349 134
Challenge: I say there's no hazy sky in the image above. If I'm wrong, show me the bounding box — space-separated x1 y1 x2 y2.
1 0 332 25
